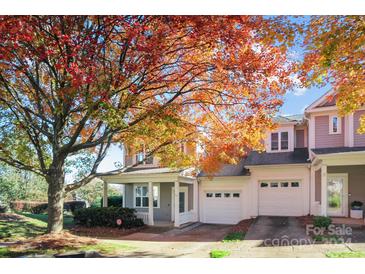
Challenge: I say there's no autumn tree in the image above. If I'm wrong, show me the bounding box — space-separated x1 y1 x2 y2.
302 16 365 132
0 16 296 233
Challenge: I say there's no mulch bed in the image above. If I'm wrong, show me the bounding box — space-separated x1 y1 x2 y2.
10 232 98 252
71 225 146 239
297 215 314 227
0 213 25 222
230 218 254 233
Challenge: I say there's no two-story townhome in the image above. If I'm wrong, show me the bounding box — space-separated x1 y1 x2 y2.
101 90 365 227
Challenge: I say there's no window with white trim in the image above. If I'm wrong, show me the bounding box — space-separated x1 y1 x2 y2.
271 133 279 151
270 131 289 151
281 132 288 150
134 185 159 208
329 115 341 134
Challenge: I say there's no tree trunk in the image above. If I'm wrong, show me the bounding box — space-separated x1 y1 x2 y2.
47 165 65 233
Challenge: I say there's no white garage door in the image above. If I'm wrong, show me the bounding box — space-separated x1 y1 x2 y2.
202 191 242 224
259 180 304 216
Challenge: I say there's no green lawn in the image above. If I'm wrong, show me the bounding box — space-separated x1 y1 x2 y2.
0 212 74 242
0 241 134 258
0 213 134 257
0 214 46 241
326 251 365 258
18 212 75 229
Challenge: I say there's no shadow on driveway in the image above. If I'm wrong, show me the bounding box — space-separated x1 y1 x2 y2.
245 216 311 247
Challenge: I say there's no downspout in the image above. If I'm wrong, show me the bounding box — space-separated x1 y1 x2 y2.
303 113 312 215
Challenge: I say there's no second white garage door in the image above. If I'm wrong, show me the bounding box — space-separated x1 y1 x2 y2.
258 180 304 216
202 191 242 224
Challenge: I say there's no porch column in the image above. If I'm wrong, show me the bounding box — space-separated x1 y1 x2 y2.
103 181 108 207
148 181 154 226
174 181 180 227
321 164 327 216
122 184 126 208
193 179 199 222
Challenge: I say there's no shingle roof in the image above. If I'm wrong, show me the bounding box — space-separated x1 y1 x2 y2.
312 146 365 155
198 159 249 177
273 114 304 124
121 167 183 175
242 148 310 166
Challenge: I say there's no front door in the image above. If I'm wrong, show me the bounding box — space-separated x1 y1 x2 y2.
327 174 348 217
171 187 188 221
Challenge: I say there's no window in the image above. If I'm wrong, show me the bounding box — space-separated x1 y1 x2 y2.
224 193 231 198
135 185 159 208
291 182 300 187
271 131 289 151
215 193 222 198
136 151 144 163
281 132 288 150
233 193 240 198
270 182 279 188
260 182 269 188
329 115 341 134
271 133 279 151
281 182 289 187
145 155 153 164
206 193 213 198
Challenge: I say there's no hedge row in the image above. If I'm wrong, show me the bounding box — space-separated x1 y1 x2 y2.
100 195 123 207
73 207 144 229
10 200 86 214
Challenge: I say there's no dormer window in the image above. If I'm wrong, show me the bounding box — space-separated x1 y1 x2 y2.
271 133 279 151
270 131 289 151
135 147 154 165
281 132 288 150
329 115 341 134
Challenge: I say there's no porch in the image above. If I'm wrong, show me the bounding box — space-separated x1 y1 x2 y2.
310 148 365 218
101 167 198 228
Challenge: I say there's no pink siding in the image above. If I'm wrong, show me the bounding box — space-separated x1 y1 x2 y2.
315 115 344 148
354 110 365 147
295 129 305 148
125 155 133 166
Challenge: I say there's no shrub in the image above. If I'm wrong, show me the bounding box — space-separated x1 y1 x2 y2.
0 204 7 213
64 201 86 214
100 196 123 207
10 200 86 214
31 203 48 214
223 232 245 242
351 201 363 209
10 201 46 213
73 207 144 229
313 216 332 229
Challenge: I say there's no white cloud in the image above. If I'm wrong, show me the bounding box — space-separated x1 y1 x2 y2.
289 74 307 96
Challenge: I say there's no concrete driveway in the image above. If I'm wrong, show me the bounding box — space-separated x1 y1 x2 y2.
245 216 311 247
118 224 233 242
100 217 365 257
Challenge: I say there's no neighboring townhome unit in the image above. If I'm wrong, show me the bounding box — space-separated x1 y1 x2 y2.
101 90 365 226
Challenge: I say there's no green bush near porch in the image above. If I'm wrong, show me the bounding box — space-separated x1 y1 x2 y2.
74 207 144 229
223 232 246 242
313 216 332 229
100 196 123 208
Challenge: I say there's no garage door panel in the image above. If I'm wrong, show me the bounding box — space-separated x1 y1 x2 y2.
259 180 303 216
202 191 242 224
